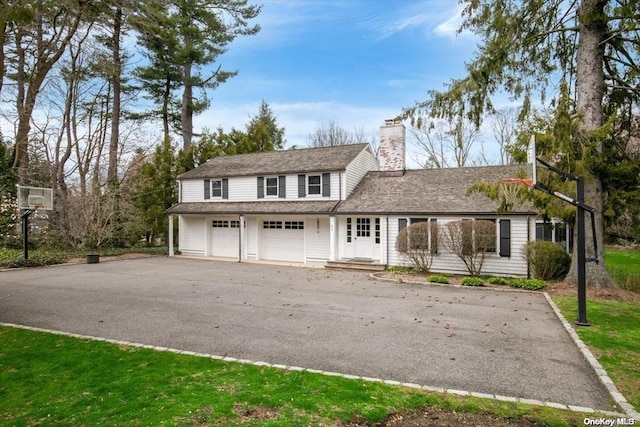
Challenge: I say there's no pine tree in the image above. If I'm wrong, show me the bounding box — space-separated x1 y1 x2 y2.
405 0 640 288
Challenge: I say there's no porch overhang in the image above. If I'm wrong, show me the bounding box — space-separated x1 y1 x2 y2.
166 201 339 216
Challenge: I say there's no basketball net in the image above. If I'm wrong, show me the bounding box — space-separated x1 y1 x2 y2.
499 178 533 209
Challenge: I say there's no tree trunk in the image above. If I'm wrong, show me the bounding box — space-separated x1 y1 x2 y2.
181 62 193 151
568 0 616 288
107 6 123 188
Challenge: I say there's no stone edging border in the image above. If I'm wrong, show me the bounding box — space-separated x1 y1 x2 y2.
543 293 640 419
0 322 626 418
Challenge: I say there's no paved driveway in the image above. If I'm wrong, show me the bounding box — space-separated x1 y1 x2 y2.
0 257 613 411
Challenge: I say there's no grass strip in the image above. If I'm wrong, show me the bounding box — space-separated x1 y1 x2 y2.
552 296 640 412
604 247 640 293
0 326 588 426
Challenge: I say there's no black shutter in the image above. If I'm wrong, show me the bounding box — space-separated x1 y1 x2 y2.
398 218 407 232
257 177 264 199
279 175 286 198
204 180 210 199
298 175 306 198
499 219 511 257
222 178 229 199
322 173 330 197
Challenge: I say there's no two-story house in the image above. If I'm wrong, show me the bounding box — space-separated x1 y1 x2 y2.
166 120 537 277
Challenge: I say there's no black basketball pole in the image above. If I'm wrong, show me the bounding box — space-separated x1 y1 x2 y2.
533 158 596 327
21 209 33 261
576 177 590 326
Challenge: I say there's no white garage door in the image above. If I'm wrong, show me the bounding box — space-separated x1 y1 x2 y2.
261 220 305 262
211 220 239 258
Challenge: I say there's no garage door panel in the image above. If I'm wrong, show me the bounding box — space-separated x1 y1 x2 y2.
261 220 304 262
211 220 239 258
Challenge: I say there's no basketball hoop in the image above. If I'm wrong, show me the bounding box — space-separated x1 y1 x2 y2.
498 178 533 210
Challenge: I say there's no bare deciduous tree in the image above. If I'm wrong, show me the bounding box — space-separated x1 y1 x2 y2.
490 107 519 165
440 220 496 276
411 115 481 168
395 221 438 273
308 121 361 147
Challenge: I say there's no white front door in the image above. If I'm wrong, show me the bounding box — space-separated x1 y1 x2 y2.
354 217 373 259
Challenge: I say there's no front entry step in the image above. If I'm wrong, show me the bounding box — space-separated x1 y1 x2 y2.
325 259 386 272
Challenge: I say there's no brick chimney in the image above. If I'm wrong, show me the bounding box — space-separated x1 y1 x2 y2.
379 119 406 176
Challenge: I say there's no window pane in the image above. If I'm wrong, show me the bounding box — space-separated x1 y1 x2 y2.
356 218 370 237
308 175 321 194
212 180 222 197
266 177 278 196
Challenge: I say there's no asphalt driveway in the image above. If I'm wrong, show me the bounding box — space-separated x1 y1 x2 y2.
0 257 614 411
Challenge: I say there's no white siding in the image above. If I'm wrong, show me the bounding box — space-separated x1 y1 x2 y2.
181 180 204 202
228 176 256 201
179 216 205 255
306 217 330 262
180 174 341 203
344 148 378 198
386 215 530 277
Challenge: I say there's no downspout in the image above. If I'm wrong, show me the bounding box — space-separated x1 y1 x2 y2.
527 215 531 278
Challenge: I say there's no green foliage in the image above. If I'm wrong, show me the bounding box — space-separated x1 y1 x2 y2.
593 108 640 244
487 277 509 285
507 278 546 291
178 101 286 171
243 100 286 152
0 139 18 242
461 277 484 287
524 241 570 281
387 265 416 274
131 139 177 243
0 248 68 268
429 275 449 284
131 0 261 148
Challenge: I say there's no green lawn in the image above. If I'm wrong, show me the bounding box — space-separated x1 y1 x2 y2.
605 246 640 292
0 326 587 426
552 296 640 413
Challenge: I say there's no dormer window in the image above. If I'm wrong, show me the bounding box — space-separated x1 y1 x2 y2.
308 175 321 195
257 176 286 199
298 173 330 197
204 178 228 200
211 180 222 198
266 177 279 196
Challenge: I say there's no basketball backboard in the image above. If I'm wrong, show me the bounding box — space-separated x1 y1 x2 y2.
526 135 537 189
16 185 53 210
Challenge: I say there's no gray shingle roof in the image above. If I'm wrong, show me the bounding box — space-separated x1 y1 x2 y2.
166 200 339 215
177 143 373 179
333 165 536 215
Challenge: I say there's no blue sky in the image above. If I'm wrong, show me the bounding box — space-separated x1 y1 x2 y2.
195 0 480 159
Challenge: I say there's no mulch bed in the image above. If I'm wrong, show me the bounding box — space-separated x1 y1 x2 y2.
376 271 640 303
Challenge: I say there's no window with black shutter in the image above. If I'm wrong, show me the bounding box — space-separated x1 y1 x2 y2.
499 219 511 257
257 177 264 198
204 179 210 199
298 175 306 197
322 173 330 196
